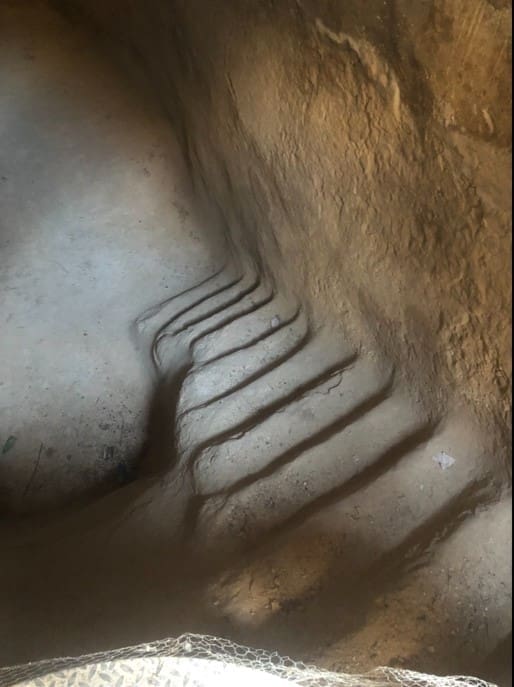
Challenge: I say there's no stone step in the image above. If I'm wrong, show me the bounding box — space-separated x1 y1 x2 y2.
176 310 311 413
192 358 391 494
196 391 427 549
177 332 356 455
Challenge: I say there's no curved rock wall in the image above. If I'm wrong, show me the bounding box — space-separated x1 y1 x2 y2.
58 0 512 473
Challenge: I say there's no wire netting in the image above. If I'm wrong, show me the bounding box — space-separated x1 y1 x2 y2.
0 633 498 687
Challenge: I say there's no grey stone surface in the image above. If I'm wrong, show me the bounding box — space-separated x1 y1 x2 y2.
0 1 222 514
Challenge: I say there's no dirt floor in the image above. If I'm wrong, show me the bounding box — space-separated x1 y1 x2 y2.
0 3 511 687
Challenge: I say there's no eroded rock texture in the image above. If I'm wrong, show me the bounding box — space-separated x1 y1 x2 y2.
61 0 512 472
1 2 511 686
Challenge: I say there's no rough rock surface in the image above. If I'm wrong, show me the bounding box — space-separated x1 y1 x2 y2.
0 2 511 687
1 258 511 684
61 0 512 473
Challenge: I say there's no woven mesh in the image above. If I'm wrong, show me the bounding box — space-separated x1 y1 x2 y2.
0 633 497 687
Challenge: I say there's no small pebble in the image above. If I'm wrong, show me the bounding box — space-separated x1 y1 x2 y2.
432 451 456 470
